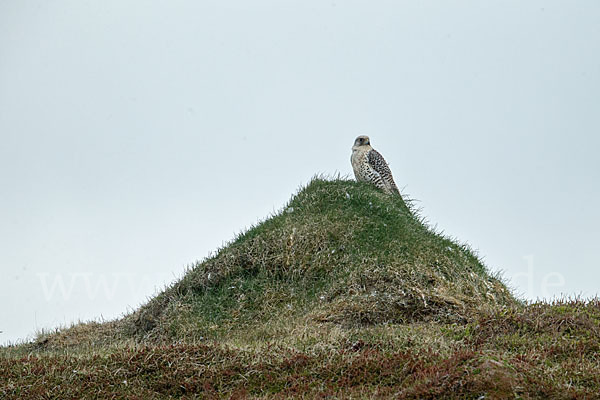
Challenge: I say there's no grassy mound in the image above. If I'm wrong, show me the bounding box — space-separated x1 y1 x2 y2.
3 178 599 398
125 178 514 343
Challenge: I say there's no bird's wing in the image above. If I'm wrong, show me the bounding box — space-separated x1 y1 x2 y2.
367 149 400 194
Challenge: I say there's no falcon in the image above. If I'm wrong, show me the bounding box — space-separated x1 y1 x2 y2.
351 135 400 195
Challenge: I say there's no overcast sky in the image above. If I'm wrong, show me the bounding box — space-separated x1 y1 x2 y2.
1 1 599 345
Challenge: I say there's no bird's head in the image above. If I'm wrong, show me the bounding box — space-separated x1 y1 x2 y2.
353 135 371 148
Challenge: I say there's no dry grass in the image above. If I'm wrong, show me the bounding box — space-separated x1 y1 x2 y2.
3 301 600 398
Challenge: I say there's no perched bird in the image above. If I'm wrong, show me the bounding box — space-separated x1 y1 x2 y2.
351 135 400 195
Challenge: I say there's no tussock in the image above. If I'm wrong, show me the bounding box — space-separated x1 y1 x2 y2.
125 178 515 341
3 178 598 399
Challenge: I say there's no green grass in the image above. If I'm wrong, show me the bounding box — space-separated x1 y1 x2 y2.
124 178 514 343
2 178 599 399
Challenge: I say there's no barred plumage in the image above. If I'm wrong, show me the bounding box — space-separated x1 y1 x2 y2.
351 136 400 195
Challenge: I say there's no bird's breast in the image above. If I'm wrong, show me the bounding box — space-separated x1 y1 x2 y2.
350 149 367 176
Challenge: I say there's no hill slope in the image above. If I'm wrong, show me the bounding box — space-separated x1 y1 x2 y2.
124 178 514 344
2 178 599 399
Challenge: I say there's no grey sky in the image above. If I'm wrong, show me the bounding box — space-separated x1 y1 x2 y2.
1 1 599 345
